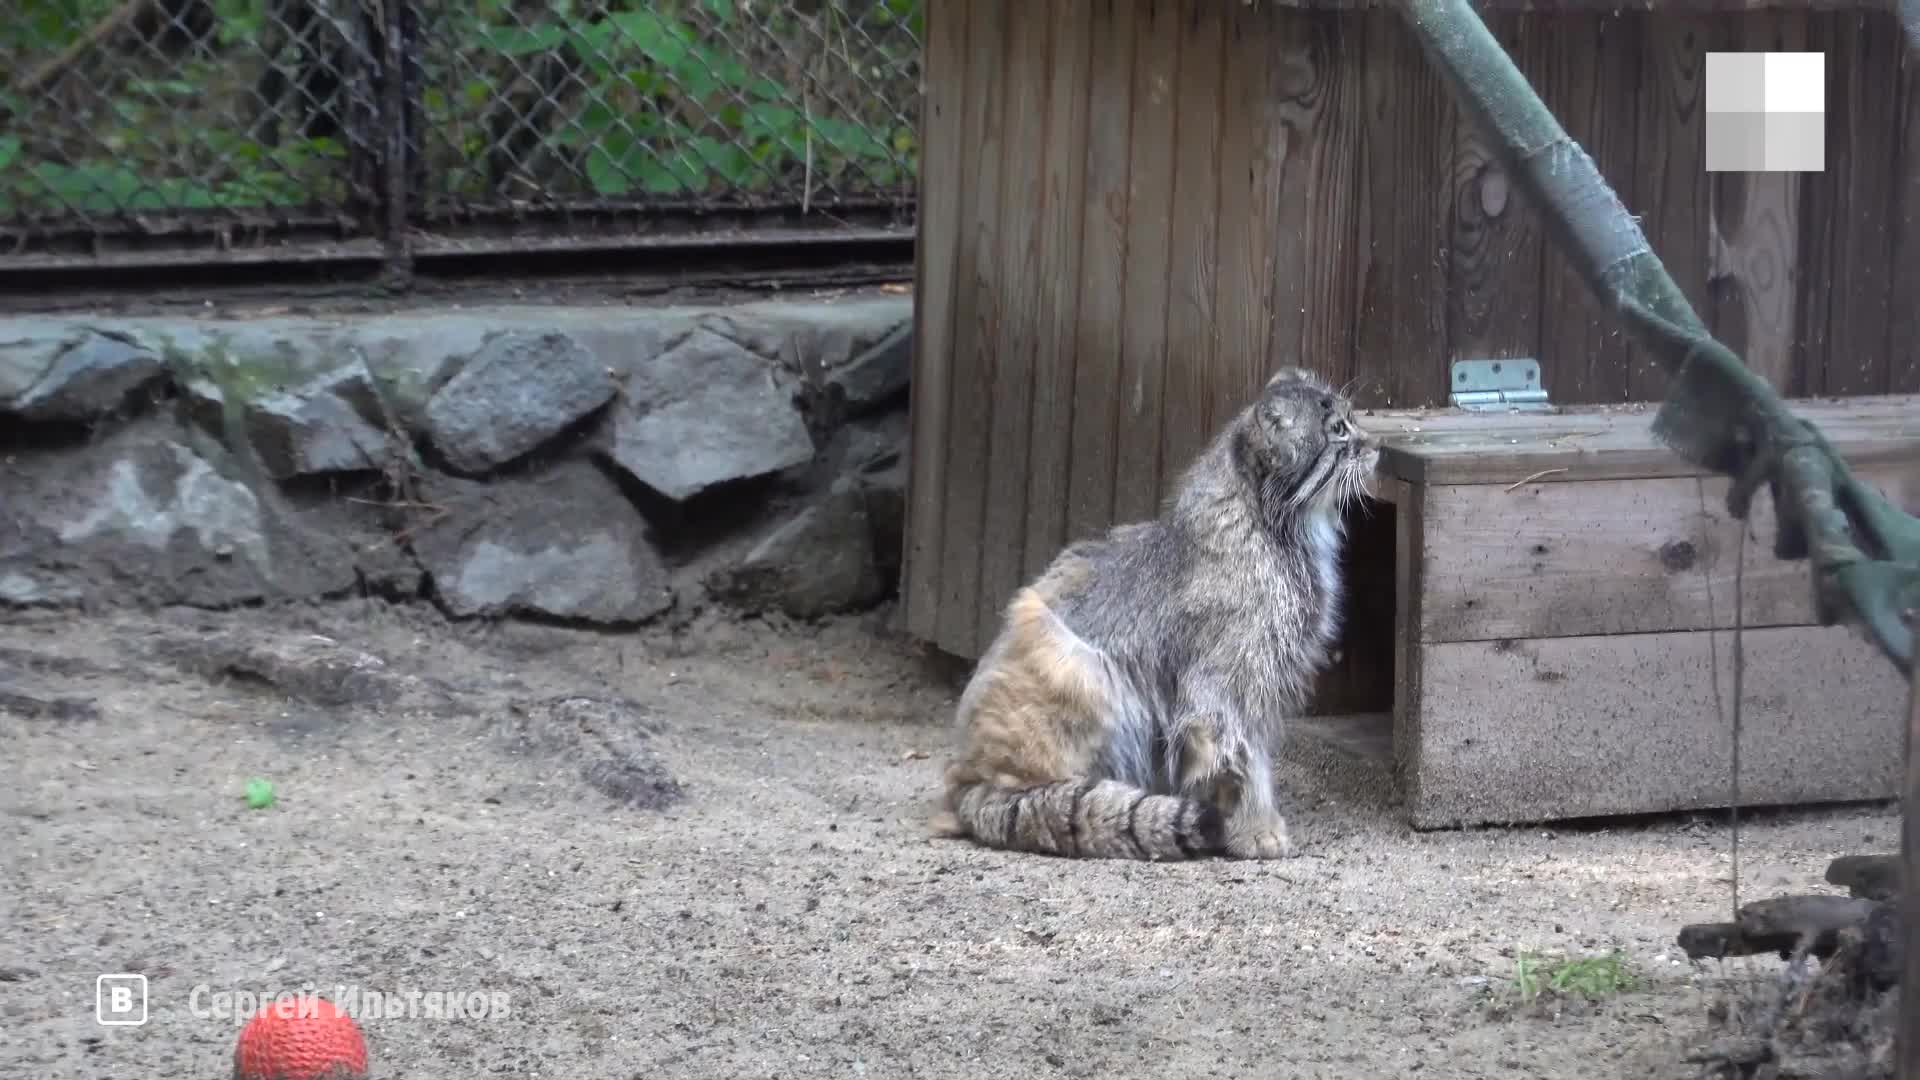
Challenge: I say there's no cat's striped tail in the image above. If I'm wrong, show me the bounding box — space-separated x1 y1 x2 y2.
941 778 1227 861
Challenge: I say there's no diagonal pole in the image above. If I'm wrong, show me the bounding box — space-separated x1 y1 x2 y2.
1391 0 1920 1065
1393 0 1920 676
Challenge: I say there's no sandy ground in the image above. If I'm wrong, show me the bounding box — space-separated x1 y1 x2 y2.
0 599 1895 1079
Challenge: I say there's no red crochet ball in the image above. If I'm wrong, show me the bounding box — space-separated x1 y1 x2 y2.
232 995 369 1080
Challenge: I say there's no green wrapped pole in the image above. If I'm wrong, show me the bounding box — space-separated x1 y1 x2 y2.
1395 0 1920 676
1393 2 1919 1065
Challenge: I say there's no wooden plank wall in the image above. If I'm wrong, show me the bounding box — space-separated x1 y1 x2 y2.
902 1 1918 704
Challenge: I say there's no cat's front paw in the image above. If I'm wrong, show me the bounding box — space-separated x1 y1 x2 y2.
1226 819 1296 860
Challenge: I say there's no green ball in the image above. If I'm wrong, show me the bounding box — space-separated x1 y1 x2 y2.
244 778 276 810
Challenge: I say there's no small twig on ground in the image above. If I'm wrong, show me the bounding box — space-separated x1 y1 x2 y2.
1503 468 1568 492
372 506 453 550
1544 430 1607 447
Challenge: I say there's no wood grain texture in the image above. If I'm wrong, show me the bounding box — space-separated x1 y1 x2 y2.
1352 12 1452 408
1890 40 1920 394
1708 168 1802 390
1289 15 1366 396
1391 477 1429 800
1020 0 1095 582
1414 463 1920 642
1365 394 1920 484
1808 13 1899 397
1211 0 1281 423
900 0 969 641
1282 12 1373 711
1111 0 1183 524
931 0 1011 657
1447 15 1543 370
1704 13 1804 394
1405 626 1909 828
1534 13 1641 403
974 3 1055 649
1158 0 1228 488
1274 9 1367 390
1633 14 1715 401
1064 0 1137 545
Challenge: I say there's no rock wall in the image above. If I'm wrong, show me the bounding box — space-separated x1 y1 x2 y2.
0 295 914 626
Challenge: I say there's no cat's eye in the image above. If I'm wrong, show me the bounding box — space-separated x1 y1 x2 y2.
1329 417 1350 438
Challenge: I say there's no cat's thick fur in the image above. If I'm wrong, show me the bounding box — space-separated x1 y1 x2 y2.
933 367 1379 860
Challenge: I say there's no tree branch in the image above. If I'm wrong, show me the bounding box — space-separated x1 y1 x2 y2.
1395 0 1920 674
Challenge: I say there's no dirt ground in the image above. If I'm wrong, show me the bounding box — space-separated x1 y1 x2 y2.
0 599 1896 1079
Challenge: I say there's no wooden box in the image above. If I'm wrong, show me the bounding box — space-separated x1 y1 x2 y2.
1365 395 1920 828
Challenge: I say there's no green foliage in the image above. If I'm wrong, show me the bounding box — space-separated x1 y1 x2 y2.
434 0 917 198
3 0 124 54
1507 950 1636 1003
1 0 922 219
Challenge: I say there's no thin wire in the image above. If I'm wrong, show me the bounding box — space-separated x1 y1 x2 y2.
1731 511 1747 920
1696 476 1745 923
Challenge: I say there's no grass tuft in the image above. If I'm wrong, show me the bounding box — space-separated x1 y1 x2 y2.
1509 949 1637 1003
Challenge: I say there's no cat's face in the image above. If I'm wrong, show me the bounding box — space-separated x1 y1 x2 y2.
1238 368 1379 513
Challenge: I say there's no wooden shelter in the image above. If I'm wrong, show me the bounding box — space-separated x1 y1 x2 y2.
902 0 1920 722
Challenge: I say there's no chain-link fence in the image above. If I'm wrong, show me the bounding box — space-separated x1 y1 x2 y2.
1 0 922 269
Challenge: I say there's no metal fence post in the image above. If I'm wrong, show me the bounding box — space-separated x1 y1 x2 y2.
379 0 419 288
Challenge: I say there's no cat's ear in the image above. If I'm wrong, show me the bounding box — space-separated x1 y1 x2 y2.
1264 367 1317 390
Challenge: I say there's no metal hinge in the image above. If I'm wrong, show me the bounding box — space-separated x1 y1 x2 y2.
1449 357 1551 411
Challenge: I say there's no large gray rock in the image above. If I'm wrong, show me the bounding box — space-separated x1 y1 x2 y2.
706 478 885 619
857 456 908 584
826 319 912 414
700 296 909 375
0 418 357 608
603 328 815 501
821 412 909 584
3 328 165 421
344 315 500 433
412 463 672 624
0 571 81 607
242 362 393 479
178 376 231 438
0 321 65 400
830 410 907 476
422 331 616 474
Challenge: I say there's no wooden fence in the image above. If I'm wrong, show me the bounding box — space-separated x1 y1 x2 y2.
902 0 1919 706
